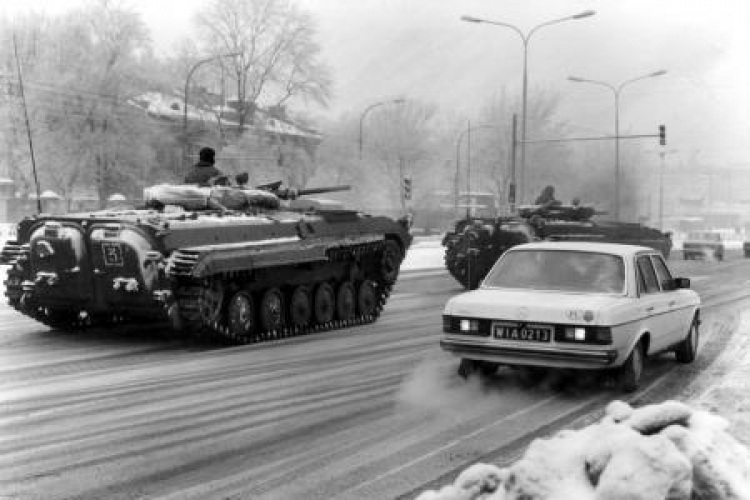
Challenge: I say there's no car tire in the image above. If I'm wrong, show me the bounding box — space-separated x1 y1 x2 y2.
457 359 477 379
619 341 645 393
479 362 499 377
675 315 700 364
683 252 690 260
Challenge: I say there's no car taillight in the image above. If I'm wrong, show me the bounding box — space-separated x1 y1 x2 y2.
591 326 612 344
563 326 587 342
460 319 479 333
557 326 612 345
443 315 489 335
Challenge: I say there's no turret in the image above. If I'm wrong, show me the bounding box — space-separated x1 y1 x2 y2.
518 203 596 222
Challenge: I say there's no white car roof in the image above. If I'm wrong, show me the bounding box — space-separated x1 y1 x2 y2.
507 241 657 258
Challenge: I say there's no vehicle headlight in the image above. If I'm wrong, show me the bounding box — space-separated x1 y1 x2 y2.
34 240 55 259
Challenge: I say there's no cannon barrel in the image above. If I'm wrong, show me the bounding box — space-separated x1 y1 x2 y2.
255 181 351 199
297 185 351 196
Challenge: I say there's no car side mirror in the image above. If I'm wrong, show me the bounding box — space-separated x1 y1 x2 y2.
673 277 691 289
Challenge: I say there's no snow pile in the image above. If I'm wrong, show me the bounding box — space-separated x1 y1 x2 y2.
417 400 750 500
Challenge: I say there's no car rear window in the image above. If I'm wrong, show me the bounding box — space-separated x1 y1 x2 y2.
483 249 625 294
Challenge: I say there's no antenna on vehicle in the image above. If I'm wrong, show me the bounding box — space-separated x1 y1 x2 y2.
13 32 42 214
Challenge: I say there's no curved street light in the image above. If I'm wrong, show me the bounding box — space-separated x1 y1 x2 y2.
461 10 595 205
183 52 241 159
568 69 667 220
358 98 406 160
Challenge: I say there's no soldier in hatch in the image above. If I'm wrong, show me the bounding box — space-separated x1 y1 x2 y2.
184 147 224 186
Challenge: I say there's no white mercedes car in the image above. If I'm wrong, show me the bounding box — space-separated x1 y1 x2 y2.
440 241 701 391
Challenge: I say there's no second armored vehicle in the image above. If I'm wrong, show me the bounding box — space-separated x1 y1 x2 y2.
1 180 412 343
443 204 672 289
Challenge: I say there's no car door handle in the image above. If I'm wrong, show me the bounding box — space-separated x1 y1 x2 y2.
668 300 676 307
645 306 655 313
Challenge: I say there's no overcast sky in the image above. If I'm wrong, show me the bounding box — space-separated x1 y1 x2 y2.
3 0 749 165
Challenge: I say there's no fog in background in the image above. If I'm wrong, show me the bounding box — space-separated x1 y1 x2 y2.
6 0 745 158
2 0 748 221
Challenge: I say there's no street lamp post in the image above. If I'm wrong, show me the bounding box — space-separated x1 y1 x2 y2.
658 149 678 231
568 70 667 220
455 122 499 217
183 52 240 160
461 10 595 204
358 98 405 160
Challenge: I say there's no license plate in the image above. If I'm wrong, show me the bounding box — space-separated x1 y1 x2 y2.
102 242 124 266
494 323 552 342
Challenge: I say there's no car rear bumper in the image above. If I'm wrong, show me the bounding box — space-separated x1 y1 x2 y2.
440 337 619 369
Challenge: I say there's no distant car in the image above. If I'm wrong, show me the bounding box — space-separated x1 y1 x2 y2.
743 240 750 258
682 231 724 260
440 242 701 392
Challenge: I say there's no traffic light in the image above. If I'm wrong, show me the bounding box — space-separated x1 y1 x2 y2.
403 177 412 200
659 125 666 146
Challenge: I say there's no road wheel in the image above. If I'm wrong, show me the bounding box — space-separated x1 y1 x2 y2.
619 341 645 393
336 281 356 320
675 315 700 363
683 252 690 260
199 279 225 325
357 280 377 316
380 240 403 285
289 286 312 328
313 283 335 325
259 288 284 332
227 291 255 338
43 308 81 329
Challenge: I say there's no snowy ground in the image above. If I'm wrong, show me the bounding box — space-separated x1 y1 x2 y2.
402 235 446 271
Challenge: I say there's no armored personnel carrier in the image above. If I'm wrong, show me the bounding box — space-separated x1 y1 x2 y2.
443 203 672 289
0 180 412 343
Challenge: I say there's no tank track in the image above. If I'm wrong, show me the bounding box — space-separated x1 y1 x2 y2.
171 240 398 344
3 240 401 342
443 234 480 290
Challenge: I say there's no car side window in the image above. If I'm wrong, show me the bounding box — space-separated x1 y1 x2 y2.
651 255 673 290
636 255 660 294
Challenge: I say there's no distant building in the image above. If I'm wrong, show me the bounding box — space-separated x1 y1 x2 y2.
130 91 322 185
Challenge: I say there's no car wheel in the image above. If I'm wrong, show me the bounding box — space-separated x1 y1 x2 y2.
618 341 645 393
675 315 700 364
479 362 499 377
457 359 477 379
683 252 690 260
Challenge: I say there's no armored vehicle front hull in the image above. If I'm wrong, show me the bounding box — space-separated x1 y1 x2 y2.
1 204 411 343
443 206 672 290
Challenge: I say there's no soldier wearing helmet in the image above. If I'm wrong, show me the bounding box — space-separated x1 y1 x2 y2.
184 147 224 186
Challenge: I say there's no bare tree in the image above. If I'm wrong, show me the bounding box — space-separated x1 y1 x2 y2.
0 1 158 207
365 101 440 212
195 0 332 130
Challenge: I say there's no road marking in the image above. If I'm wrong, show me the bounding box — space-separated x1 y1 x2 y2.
340 395 558 495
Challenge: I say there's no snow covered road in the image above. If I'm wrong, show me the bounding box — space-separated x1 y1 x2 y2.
0 247 748 499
